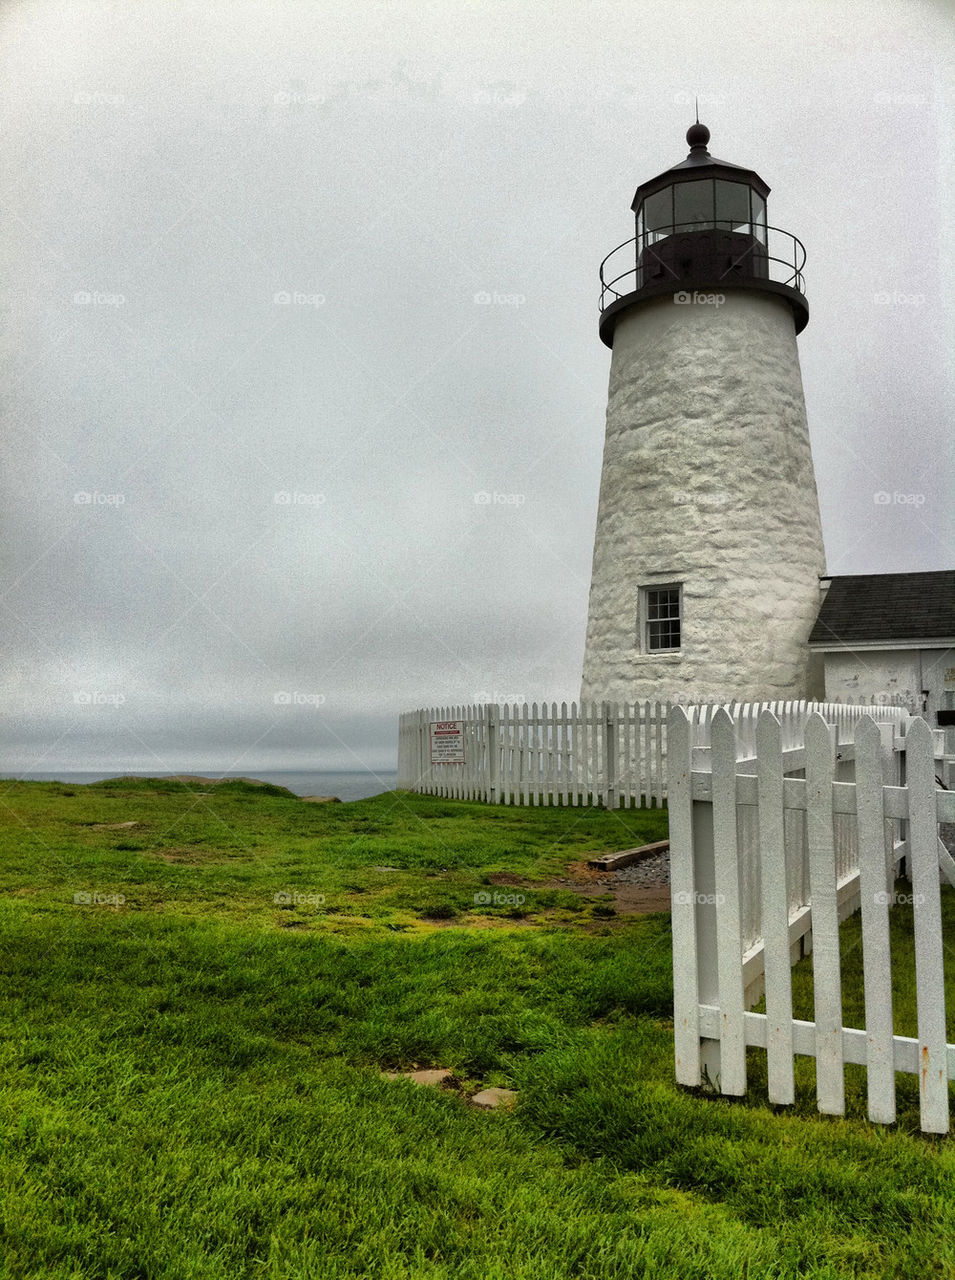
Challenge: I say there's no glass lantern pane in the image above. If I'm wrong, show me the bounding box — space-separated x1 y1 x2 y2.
750 191 767 244
643 188 673 243
673 180 714 231
715 180 752 232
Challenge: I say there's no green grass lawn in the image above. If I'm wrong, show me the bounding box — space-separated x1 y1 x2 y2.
1 778 954 1279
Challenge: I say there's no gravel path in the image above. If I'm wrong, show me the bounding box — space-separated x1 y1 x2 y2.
552 821 954 918
608 849 670 887
609 826 955 891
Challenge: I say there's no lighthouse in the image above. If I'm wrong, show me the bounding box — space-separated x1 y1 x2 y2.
580 121 827 705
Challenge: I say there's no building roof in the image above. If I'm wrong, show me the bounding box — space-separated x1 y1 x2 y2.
631 123 769 211
808 571 955 648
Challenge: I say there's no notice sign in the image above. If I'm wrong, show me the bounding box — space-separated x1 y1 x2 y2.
431 720 466 764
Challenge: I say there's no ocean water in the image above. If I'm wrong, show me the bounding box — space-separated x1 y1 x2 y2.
6 770 399 803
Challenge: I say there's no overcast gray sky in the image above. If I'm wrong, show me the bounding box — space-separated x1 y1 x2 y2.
1 0 952 774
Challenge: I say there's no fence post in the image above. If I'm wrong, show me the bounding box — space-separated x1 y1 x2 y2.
668 705 707 1087
711 709 747 1095
908 717 949 1133
487 704 499 804
943 691 955 789
877 721 898 887
603 701 615 810
693 796 722 1087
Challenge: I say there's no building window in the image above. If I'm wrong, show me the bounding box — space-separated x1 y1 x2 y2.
640 585 682 652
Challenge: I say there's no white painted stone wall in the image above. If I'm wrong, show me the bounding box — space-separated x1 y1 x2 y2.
581 289 827 704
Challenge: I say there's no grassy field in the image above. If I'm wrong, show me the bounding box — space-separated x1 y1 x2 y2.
1 778 954 1279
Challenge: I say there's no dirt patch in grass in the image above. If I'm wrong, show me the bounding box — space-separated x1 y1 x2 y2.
562 860 613 883
486 862 670 916
567 883 671 915
148 847 224 864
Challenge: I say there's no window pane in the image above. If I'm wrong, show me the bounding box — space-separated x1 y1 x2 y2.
643 188 673 242
715 180 752 232
644 587 681 651
648 618 681 651
673 180 714 231
750 191 767 245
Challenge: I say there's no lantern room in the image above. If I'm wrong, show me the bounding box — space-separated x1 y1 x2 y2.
598 122 808 346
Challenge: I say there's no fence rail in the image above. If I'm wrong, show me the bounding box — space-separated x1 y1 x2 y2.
669 705 955 1134
397 698 913 808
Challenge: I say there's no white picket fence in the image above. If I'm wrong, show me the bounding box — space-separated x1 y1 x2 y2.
397 698 912 808
669 704 955 1134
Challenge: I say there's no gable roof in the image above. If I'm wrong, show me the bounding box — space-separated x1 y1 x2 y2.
809 571 955 648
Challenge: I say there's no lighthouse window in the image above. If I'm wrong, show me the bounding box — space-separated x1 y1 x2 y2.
643 189 674 244
673 180 715 232
715 180 752 233
641 585 682 652
750 191 768 245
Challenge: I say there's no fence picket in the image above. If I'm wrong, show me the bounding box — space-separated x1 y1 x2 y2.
570 702 580 807
756 710 795 1104
908 717 949 1133
668 705 700 1086
805 713 845 1116
855 714 897 1124
711 709 746 1095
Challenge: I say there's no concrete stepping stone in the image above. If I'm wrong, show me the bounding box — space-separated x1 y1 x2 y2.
470 1087 517 1109
384 1068 455 1087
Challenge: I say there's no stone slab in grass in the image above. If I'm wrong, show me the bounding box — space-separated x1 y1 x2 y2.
470 1088 517 1110
587 840 669 871
384 1068 456 1088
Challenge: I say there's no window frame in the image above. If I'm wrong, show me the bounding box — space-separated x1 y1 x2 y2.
638 583 683 654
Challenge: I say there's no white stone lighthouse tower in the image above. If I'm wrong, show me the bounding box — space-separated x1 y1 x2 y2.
580 122 826 704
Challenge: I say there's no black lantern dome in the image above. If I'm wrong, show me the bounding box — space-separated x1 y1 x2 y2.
598 124 808 346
